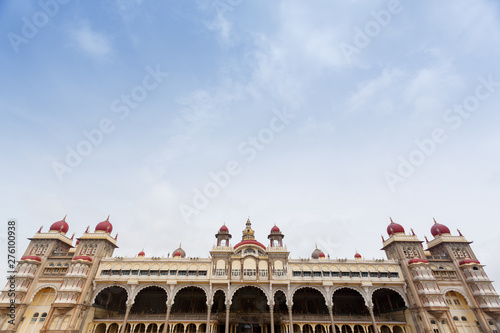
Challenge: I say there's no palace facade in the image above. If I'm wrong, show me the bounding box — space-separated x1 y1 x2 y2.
1 217 499 333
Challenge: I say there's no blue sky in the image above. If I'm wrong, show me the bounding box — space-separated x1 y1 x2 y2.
1 0 500 288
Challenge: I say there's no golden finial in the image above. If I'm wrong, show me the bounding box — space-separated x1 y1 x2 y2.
106 215 110 221
63 215 67 221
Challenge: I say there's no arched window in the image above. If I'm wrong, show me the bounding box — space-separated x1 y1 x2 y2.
31 313 39 323
461 316 467 321
40 313 47 322
430 320 436 324
453 316 459 321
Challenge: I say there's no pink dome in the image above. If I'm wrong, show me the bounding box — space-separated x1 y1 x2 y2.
234 240 267 250
138 251 145 257
271 225 280 233
173 251 182 257
50 216 69 234
354 252 362 259
95 216 113 233
387 218 405 236
431 219 451 237
219 225 229 232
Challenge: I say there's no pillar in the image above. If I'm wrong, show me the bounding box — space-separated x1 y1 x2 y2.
436 318 445 333
206 305 212 333
270 305 275 333
162 304 172 333
288 305 294 333
327 305 336 333
56 315 66 330
368 306 379 333
444 311 459 333
40 307 56 331
119 305 132 333
225 301 231 333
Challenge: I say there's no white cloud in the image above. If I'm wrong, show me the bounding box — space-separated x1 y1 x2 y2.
71 23 112 57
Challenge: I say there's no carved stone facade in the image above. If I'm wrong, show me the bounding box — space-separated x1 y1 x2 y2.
0 217 499 333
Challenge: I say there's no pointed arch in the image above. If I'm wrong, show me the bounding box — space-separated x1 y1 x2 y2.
172 284 208 303
442 287 473 306
29 285 58 303
291 285 328 304
369 286 409 307
92 284 131 304
331 286 368 303
131 283 169 303
229 285 271 305
210 287 227 304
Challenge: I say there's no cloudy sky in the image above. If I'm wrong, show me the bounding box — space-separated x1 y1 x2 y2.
1 1 500 288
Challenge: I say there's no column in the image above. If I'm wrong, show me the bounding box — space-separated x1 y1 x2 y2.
206 305 212 333
436 318 448 333
288 305 294 333
270 305 275 333
162 304 172 333
225 301 231 333
368 306 379 333
327 305 336 333
56 316 66 330
119 305 132 333
444 311 459 333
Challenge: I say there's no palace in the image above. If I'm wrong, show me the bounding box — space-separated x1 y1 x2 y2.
1 217 499 333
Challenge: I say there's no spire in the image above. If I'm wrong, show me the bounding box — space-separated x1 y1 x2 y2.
242 218 255 240
63 215 67 221
433 217 437 224
115 233 118 240
458 229 463 236
425 236 429 242
411 228 415 236
85 226 89 233
38 226 43 233
70 233 75 240
390 216 394 223
106 215 110 221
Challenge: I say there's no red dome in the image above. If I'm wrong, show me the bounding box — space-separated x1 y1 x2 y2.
271 225 280 233
408 258 428 265
50 217 69 234
355 253 362 259
234 240 267 250
20 255 42 262
459 259 480 266
72 255 92 262
387 218 405 236
173 251 182 257
138 251 145 257
318 252 325 258
219 225 229 232
431 219 451 237
95 216 113 233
